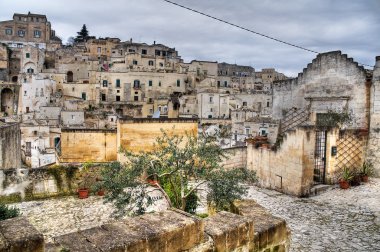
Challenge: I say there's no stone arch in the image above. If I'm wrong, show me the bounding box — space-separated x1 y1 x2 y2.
67 71 73 82
23 62 36 74
1 88 14 115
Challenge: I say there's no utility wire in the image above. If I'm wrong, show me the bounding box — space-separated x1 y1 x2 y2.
162 0 377 69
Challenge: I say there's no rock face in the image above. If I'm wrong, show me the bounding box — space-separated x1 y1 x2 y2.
0 217 44 252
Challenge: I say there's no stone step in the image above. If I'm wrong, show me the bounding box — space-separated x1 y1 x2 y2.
309 184 333 196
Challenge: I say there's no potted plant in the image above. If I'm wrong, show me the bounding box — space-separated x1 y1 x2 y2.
339 167 353 189
93 177 105 196
351 167 361 186
77 164 94 199
361 162 374 182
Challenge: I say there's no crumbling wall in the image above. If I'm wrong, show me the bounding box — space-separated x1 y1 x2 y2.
247 127 315 196
0 122 21 169
367 56 380 176
220 146 247 169
273 51 368 130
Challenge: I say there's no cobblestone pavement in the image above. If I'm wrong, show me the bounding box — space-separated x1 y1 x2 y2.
10 179 380 251
246 178 380 252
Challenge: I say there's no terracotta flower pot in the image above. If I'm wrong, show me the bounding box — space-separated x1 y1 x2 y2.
361 175 369 183
78 188 89 199
97 190 105 196
339 180 350 189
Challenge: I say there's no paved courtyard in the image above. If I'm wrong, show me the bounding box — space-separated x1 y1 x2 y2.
11 178 380 251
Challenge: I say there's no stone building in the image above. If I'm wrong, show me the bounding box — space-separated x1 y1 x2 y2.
0 12 57 49
248 51 372 196
197 90 230 119
0 121 21 169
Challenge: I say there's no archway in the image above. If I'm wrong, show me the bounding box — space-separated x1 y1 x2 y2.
1 88 14 115
67 71 73 82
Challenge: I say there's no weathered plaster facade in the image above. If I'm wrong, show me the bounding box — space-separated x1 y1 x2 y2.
0 121 21 169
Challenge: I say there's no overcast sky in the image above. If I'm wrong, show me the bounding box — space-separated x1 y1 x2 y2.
1 0 379 76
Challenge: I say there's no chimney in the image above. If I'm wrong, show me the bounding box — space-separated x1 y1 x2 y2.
154 41 156 45
376 56 380 68
130 38 132 43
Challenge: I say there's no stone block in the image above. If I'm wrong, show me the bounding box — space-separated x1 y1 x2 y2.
0 217 44 252
231 200 290 251
54 232 100 252
204 211 254 251
52 209 203 252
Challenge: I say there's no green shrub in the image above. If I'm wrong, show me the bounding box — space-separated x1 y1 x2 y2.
0 203 20 221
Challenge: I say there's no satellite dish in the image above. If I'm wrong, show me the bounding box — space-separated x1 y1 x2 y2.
152 110 160 118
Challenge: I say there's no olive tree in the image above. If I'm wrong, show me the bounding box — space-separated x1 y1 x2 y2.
101 130 256 217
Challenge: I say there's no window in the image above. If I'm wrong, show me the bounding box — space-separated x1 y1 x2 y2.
5 28 12 35
176 79 180 87
27 68 34 73
217 81 220 87
134 96 139 101
102 80 108 87
245 127 251 136
72 87 75 92
133 80 140 88
209 96 213 103
267 101 270 107
116 79 120 88
133 60 138 65
26 142 31 156
162 51 167 57
159 62 164 67
36 17 39 22
34 30 41 38
155 50 161 56
35 88 39 97
117 90 120 93
26 53 30 58
243 101 247 107
18 30 25 37
158 81 161 87
116 95 120 101
224 81 228 87
210 108 213 112
17 43 23 48
40 88 44 96
148 80 152 87
142 49 147 55
82 92 86 100
149 109 153 114
101 93 106 101
24 91 27 96
97 47 101 53
208 115 212 119
148 60 154 66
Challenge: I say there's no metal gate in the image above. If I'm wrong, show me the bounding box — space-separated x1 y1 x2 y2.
314 131 327 184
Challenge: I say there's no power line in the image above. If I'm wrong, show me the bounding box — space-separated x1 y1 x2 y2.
162 0 377 69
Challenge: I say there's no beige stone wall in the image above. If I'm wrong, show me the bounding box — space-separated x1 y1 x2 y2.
247 127 315 196
0 44 8 69
220 146 247 169
60 129 117 163
117 119 197 162
367 56 380 177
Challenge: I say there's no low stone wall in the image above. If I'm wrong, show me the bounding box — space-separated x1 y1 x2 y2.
0 200 290 252
0 217 44 252
221 146 247 169
0 165 96 203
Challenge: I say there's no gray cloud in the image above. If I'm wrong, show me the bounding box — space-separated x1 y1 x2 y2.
1 0 379 76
